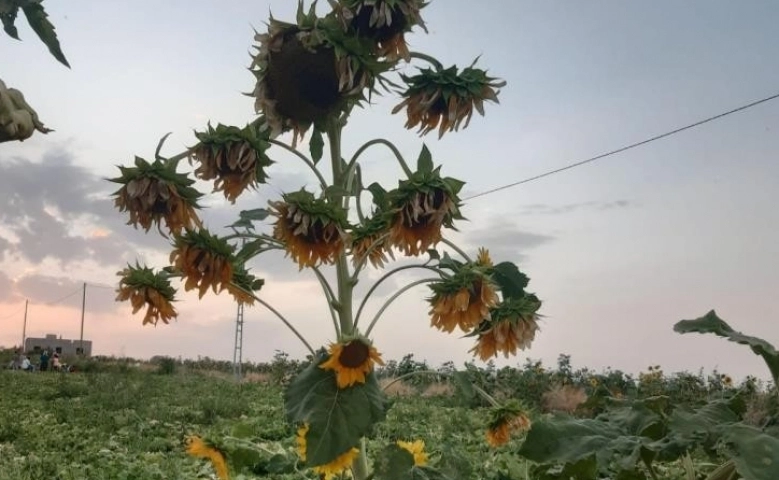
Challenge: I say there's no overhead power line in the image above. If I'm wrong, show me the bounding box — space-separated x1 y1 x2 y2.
0 305 25 320
465 91 779 201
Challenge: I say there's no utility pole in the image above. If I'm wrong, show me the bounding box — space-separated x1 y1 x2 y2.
21 299 28 351
79 282 86 355
233 302 244 381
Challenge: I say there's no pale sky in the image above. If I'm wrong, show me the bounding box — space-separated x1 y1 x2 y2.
1 1 778 382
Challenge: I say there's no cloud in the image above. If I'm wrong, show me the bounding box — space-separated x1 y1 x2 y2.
521 200 633 215
0 271 16 303
463 221 555 264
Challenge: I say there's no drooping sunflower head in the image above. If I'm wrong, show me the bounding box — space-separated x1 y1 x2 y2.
296 423 359 478
269 190 348 269
468 294 542 361
349 212 395 268
386 161 464 256
392 62 506 138
396 439 428 466
110 156 203 236
250 6 390 144
225 263 264 306
485 400 531 447
428 262 499 334
116 263 177 326
169 229 237 299
319 336 385 389
190 121 274 203
185 436 229 480
337 0 428 61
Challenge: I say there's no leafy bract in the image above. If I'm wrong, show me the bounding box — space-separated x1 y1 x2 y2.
674 310 779 385
284 353 389 466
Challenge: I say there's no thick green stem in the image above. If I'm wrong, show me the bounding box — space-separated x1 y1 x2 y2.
352 438 370 480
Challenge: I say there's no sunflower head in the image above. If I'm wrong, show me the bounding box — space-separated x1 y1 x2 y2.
269 190 348 269
392 62 506 138
319 336 385 389
116 263 177 326
296 423 359 478
110 156 203 236
468 294 542 361
337 0 428 61
190 121 274 203
225 263 264 306
169 229 237 299
250 6 390 143
386 151 464 256
185 436 229 480
349 212 395 268
396 439 428 466
485 400 531 447
428 260 499 334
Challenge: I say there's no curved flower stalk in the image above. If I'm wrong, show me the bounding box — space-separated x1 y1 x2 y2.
116 264 178 326
335 0 428 61
393 61 506 138
110 156 203 236
190 121 274 203
0 79 52 142
250 3 391 144
269 190 348 269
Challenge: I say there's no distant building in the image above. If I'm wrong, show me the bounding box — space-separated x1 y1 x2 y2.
24 334 92 356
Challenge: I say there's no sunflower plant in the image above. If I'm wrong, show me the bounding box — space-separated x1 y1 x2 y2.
111 1 540 478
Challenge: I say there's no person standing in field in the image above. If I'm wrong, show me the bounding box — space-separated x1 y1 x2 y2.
51 353 61 371
40 350 50 372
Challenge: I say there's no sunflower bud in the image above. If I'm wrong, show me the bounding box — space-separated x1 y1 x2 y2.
116 264 178 326
393 63 506 138
0 79 52 143
269 190 348 269
190 122 273 203
110 156 203 236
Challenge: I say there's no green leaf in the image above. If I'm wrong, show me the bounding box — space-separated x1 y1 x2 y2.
375 444 415 480
309 127 324 164
1 7 19 39
673 310 779 385
239 208 270 222
417 144 434 174
530 456 598 480
284 354 389 466
490 262 529 299
721 423 779 480
22 3 70 67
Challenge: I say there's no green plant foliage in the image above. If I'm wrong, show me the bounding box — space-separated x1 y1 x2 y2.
1 0 69 67
674 310 779 385
721 424 779 480
284 353 389 466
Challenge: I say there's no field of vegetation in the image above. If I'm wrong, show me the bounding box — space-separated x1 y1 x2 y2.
1 344 777 480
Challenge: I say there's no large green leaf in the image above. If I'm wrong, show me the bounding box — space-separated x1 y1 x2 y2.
1 6 19 39
284 354 389 466
673 310 779 385
721 423 779 480
22 2 69 67
490 261 529 299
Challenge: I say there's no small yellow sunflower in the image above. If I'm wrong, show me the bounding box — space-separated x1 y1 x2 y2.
319 338 385 388
116 264 177 326
169 230 236 299
190 122 273 203
110 157 203 236
393 63 505 138
485 406 531 448
185 436 229 480
269 191 347 270
296 424 359 479
397 439 428 466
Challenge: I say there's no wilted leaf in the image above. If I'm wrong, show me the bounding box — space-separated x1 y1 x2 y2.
722 423 779 480
490 261 530 299
674 310 779 385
